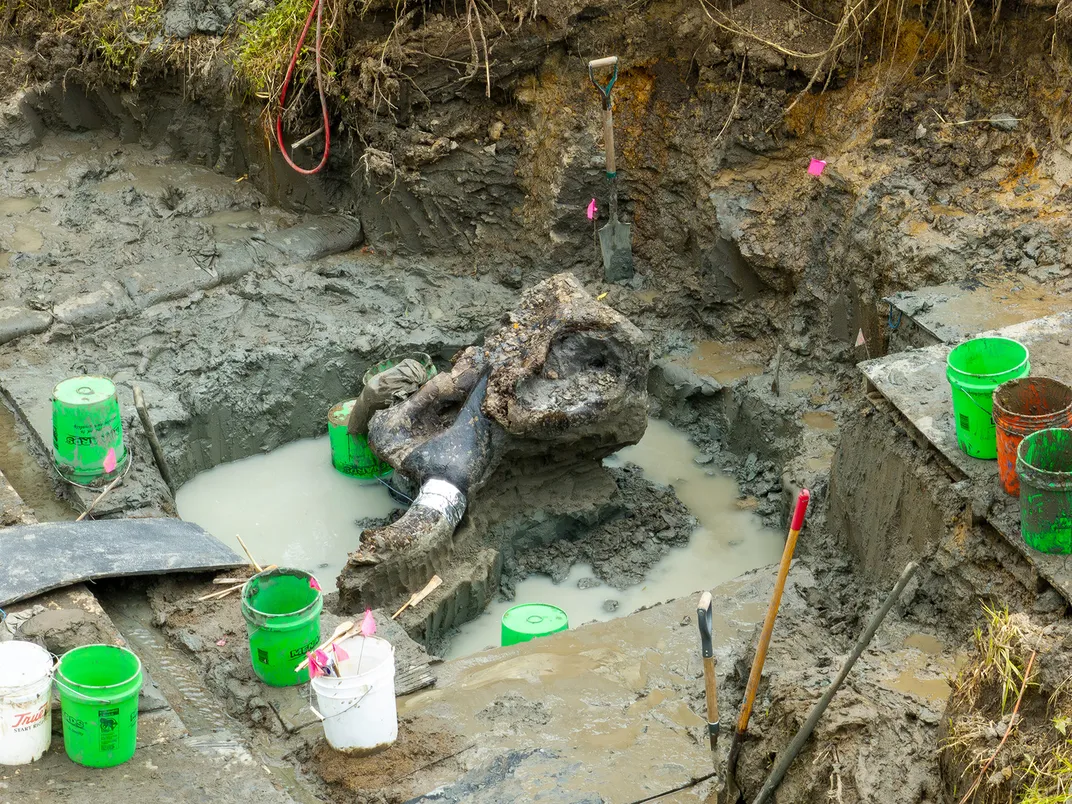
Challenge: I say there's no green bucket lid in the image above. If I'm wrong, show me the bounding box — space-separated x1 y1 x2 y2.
53 376 116 406
328 399 356 427
501 603 569 647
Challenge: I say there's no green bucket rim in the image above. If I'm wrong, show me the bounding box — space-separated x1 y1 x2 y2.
946 337 1030 381
51 375 118 405
1016 427 1072 488
241 567 323 622
55 644 142 698
501 603 569 639
328 399 357 427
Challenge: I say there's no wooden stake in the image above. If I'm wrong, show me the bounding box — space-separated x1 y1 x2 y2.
235 534 262 573
392 575 443 619
197 565 276 602
133 384 176 497
75 472 125 522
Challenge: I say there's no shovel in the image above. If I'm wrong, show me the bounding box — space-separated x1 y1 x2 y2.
697 591 720 766
588 56 634 283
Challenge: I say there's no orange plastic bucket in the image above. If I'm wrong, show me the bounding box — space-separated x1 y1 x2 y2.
993 377 1072 496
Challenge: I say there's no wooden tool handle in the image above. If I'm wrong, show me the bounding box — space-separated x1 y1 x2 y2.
703 656 720 728
735 489 811 737
603 107 616 176
588 56 618 69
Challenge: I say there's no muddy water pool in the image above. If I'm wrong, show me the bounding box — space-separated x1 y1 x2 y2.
176 419 784 657
176 437 400 582
446 419 784 657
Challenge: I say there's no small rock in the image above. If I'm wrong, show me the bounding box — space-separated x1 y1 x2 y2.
577 577 601 590
488 120 504 141
694 453 715 465
603 599 620 613
915 123 927 140
989 113 1018 132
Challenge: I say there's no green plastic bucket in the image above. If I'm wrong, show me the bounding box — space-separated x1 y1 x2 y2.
55 644 142 768
1017 428 1072 554
328 399 393 481
51 376 128 483
241 568 323 687
501 604 569 647
945 337 1030 459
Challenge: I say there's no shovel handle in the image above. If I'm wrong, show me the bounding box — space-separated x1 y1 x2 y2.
697 592 719 744
589 56 619 178
735 489 810 740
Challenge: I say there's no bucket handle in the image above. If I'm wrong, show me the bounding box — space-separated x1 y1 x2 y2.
954 385 998 423
308 683 373 722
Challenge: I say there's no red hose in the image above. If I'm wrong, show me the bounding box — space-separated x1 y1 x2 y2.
275 0 330 175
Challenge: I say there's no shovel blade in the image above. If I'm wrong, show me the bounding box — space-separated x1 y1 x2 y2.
599 219 633 283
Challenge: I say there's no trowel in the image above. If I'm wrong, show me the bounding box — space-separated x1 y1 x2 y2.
588 56 634 283
697 591 720 765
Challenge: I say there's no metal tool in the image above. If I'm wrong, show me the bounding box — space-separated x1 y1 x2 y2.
697 591 720 764
751 562 919 804
588 55 634 283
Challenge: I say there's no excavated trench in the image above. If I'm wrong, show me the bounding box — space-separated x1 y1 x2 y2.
5 8 1072 793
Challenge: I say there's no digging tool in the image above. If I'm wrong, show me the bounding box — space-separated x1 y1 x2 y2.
697 591 720 764
588 55 633 283
751 562 919 804
392 574 443 619
726 489 811 791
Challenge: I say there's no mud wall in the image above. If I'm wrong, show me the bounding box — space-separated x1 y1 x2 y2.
828 406 1049 621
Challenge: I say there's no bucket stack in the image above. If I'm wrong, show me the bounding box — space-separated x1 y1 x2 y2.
944 335 1072 555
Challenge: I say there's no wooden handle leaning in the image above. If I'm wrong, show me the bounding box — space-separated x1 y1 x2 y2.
735 489 811 738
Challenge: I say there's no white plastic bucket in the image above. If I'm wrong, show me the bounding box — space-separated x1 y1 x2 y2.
310 635 397 754
0 641 55 765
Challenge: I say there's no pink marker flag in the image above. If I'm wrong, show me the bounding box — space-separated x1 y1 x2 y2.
360 608 376 637
332 642 349 662
586 198 598 220
807 159 826 176
103 447 117 473
309 576 322 592
308 649 330 679
855 328 866 347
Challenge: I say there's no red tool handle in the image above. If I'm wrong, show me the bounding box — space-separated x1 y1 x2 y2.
790 488 810 532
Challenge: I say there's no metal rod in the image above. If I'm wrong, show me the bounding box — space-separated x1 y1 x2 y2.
750 561 919 804
291 126 324 152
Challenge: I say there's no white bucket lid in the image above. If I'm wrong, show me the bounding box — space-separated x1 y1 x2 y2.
0 641 53 691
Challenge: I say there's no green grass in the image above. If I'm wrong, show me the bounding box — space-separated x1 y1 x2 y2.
234 0 316 99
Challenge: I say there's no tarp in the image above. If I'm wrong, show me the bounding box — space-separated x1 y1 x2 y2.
0 518 244 606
